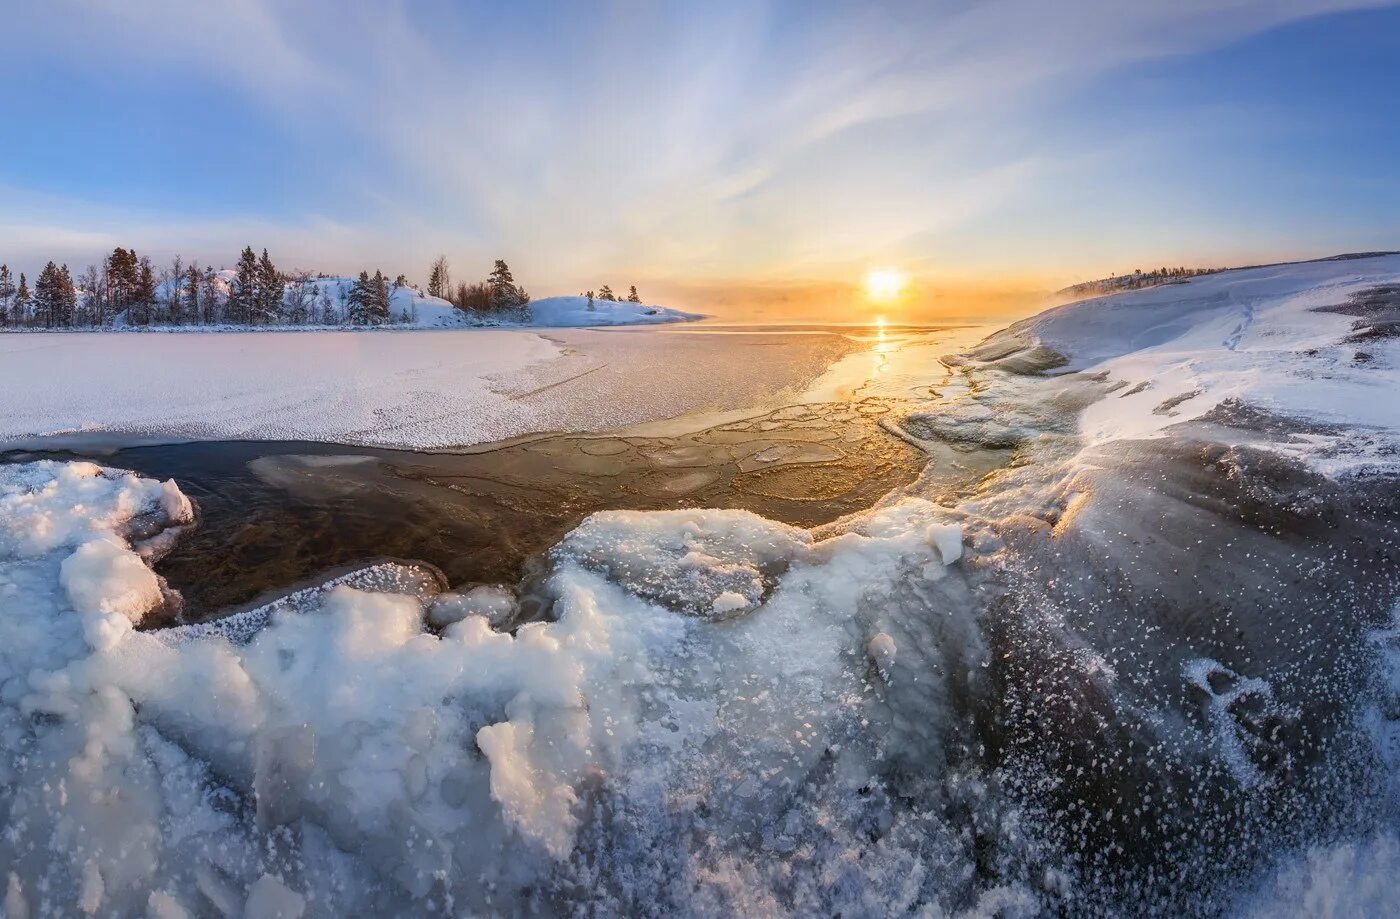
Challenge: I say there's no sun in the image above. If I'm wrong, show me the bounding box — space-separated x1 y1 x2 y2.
864 268 906 302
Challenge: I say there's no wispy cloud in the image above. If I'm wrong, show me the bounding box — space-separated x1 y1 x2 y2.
3 0 1395 301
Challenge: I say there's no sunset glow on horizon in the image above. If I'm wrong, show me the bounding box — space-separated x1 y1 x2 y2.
0 2 1396 321
864 269 907 303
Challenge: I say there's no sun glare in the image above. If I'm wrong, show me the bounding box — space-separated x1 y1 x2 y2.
864 269 906 302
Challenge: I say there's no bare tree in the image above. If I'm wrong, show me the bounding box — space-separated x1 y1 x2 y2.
165 255 185 325
285 270 314 325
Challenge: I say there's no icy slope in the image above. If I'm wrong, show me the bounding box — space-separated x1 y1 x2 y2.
967 253 1400 474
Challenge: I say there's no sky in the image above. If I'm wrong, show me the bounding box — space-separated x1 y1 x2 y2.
1 0 1398 321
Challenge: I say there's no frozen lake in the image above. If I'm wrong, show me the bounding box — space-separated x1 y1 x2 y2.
0 322 982 451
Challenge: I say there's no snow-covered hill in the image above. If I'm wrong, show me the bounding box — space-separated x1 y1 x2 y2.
505 295 703 327
965 252 1400 476
118 275 701 330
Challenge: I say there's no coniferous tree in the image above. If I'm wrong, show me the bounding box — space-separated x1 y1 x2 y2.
0 265 13 327
228 246 259 324
346 271 371 325
105 247 139 320
34 262 60 329
133 257 157 325
598 285 616 301
56 264 76 327
627 285 641 303
428 256 450 299
183 263 202 324
486 259 529 311
200 266 221 324
255 248 284 324
369 270 391 324
13 273 29 327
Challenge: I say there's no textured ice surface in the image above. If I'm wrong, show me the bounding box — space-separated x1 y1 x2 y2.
0 325 863 451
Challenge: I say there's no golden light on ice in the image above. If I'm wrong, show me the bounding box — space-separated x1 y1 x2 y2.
864 269 905 302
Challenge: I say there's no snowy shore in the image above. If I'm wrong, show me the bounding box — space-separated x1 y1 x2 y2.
3 255 1400 915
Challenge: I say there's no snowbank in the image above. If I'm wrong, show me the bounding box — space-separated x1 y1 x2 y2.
964 253 1400 476
0 463 1001 916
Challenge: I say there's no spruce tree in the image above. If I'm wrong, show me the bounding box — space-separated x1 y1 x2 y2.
256 248 284 323
184 263 202 324
346 271 371 325
56 264 76 327
134 257 157 325
627 285 641 303
369 270 391 324
598 285 616 301
229 246 259 324
0 265 13 327
200 266 221 324
13 273 30 328
34 262 59 329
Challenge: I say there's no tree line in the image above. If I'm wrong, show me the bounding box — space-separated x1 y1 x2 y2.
0 247 542 329
0 248 643 330
427 257 532 314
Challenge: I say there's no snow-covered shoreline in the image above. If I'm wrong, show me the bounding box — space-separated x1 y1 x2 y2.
3 254 1400 916
0 292 704 333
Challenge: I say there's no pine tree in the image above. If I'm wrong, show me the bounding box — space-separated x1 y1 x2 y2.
598 285 616 301
486 259 528 310
55 264 76 327
200 266 221 325
586 290 595 311
627 285 641 303
13 273 30 328
255 248 284 324
34 262 60 329
228 246 259 324
428 256 450 299
105 247 140 319
134 257 157 325
0 265 13 327
184 263 202 324
368 270 391 324
346 271 372 325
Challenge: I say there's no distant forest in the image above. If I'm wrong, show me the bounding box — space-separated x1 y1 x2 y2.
0 248 641 330
1058 265 1224 299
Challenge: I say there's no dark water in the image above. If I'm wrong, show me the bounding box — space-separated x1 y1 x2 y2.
4 399 1009 619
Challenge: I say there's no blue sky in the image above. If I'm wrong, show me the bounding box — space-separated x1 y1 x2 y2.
1 1 1397 316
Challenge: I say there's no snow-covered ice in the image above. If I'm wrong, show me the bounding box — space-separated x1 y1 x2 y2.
0 324 863 450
